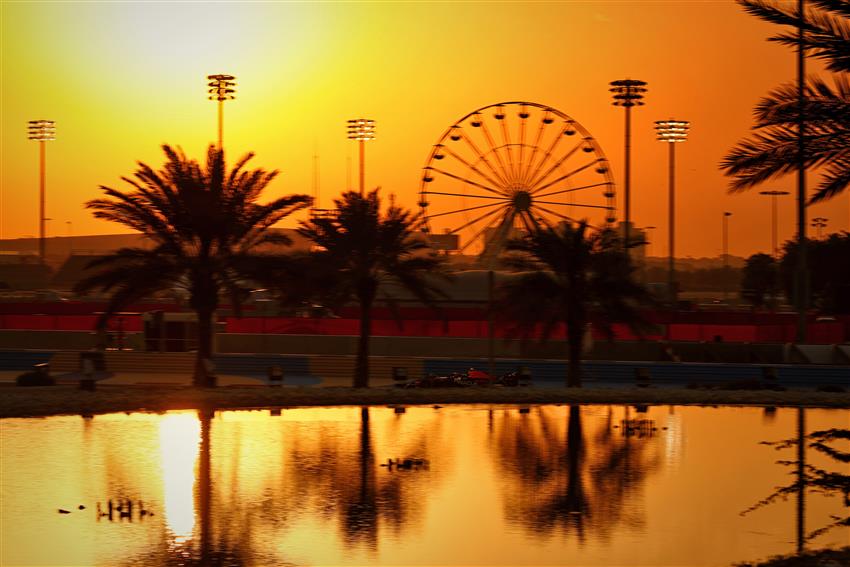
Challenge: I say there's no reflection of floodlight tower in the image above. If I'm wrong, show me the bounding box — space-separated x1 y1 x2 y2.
610 79 647 252
655 119 689 305
28 120 56 262
811 217 828 239
207 74 236 149
759 190 790 257
347 118 375 196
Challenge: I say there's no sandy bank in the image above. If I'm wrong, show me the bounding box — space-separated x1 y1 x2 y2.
1 384 848 418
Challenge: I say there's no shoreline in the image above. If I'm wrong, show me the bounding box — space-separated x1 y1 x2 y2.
2 384 849 418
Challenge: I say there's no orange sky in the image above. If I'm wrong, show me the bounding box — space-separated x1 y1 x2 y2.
1 1 847 258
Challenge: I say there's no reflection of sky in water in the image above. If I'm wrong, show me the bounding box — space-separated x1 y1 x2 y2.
664 411 683 470
1 405 847 566
158 412 199 543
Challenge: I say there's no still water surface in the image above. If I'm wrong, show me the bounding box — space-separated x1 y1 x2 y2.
1 405 847 566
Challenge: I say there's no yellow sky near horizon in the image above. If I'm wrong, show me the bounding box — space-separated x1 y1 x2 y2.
1 0 848 258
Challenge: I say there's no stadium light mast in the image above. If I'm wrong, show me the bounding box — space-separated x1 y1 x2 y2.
207 74 236 150
654 119 689 305
609 79 647 252
28 120 56 262
347 118 376 196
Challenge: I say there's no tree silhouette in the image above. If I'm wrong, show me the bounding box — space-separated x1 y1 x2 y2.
497 222 654 387
74 145 310 386
722 1 850 203
779 232 850 313
742 253 780 308
298 190 448 388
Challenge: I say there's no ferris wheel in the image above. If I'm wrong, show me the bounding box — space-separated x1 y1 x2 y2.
418 101 616 258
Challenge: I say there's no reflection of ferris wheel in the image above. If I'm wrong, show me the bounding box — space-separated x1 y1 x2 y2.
419 101 616 257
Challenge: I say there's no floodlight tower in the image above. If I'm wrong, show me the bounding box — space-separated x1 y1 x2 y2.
207 74 236 149
609 79 647 251
759 190 790 257
347 118 376 196
654 119 690 305
28 120 56 262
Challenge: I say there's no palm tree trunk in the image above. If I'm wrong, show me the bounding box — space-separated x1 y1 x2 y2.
567 320 584 388
195 308 215 387
355 286 375 388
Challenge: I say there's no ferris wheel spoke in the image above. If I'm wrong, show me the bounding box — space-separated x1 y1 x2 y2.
535 182 609 200
458 208 509 253
500 119 516 182
428 167 506 197
457 131 511 188
427 200 503 221
525 142 583 192
534 200 611 210
423 190 507 201
442 145 509 192
478 120 513 186
524 122 568 188
519 118 549 187
517 113 527 181
534 204 579 225
530 160 598 195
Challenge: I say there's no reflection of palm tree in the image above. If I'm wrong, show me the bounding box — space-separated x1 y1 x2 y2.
74 145 310 386
341 407 378 548
742 411 849 552
286 408 445 549
495 406 660 542
498 223 653 387
124 409 265 567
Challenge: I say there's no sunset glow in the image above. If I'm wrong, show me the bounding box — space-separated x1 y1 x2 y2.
2 1 847 257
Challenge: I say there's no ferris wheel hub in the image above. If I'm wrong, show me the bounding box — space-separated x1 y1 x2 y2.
511 190 532 212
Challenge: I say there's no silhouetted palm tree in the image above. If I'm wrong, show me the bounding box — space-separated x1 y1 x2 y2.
737 0 850 73
722 75 850 203
298 190 448 388
74 145 310 386
722 1 850 203
498 222 654 387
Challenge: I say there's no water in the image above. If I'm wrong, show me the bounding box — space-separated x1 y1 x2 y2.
1 405 847 566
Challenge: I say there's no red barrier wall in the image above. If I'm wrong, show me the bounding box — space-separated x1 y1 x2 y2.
0 314 844 343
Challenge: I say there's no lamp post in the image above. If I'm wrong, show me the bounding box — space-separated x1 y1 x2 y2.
759 190 790 257
347 118 375 196
610 79 647 252
28 120 56 263
207 74 236 150
811 217 827 239
655 119 689 305
723 211 732 300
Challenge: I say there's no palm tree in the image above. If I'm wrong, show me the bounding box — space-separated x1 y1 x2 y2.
497 222 654 387
298 189 448 388
721 75 850 203
721 1 850 204
74 145 311 387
